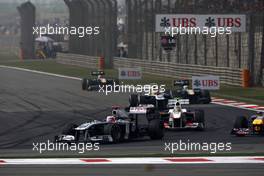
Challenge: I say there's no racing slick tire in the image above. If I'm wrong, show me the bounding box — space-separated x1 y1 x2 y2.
148 119 164 140
195 110 205 131
62 123 78 136
164 89 173 99
129 94 139 107
200 90 211 104
232 116 249 136
233 116 249 129
104 124 122 143
82 78 88 90
156 99 168 110
139 95 156 105
88 80 99 90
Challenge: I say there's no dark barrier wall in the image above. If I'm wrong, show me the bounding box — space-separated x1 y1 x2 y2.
85 0 96 56
64 0 83 54
17 1 35 59
64 0 117 68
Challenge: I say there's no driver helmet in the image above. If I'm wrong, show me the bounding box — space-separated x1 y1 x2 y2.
174 102 181 112
106 116 116 123
112 109 118 116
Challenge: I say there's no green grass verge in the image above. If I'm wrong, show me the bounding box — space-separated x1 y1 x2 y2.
1 59 264 105
0 51 19 62
0 59 174 85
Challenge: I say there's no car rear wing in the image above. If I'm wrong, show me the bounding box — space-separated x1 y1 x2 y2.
91 71 105 76
168 99 189 108
129 105 155 114
173 80 190 87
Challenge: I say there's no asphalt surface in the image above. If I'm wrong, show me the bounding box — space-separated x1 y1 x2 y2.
1 164 264 176
0 66 264 157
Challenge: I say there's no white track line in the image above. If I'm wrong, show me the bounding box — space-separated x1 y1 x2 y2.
0 157 264 165
229 102 247 106
0 65 82 81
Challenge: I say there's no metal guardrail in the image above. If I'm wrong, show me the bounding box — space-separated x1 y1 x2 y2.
114 57 242 86
56 53 243 86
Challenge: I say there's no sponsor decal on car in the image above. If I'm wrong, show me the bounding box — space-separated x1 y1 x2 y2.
129 107 147 114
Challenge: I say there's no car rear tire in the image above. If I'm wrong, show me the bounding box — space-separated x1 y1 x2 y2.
82 78 88 90
104 124 122 143
129 94 139 107
195 110 205 131
200 90 211 104
139 95 156 105
148 119 164 140
62 123 78 136
164 89 173 99
233 116 249 128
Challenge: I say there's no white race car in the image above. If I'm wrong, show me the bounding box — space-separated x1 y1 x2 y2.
163 99 205 130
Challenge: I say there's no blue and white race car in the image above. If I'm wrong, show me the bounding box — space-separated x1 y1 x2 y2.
55 106 164 143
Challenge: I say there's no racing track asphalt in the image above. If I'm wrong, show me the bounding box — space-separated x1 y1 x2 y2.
1 164 264 176
0 66 263 158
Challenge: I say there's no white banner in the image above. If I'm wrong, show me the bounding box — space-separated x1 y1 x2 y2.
156 14 246 32
118 67 142 80
192 75 220 90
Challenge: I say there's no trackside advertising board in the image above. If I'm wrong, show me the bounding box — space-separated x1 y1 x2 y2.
192 75 220 90
118 67 142 80
155 14 246 32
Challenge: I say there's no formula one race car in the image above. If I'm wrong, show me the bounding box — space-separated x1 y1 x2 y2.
163 99 205 130
173 80 211 104
231 111 264 136
82 71 119 91
129 87 173 111
55 106 164 143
